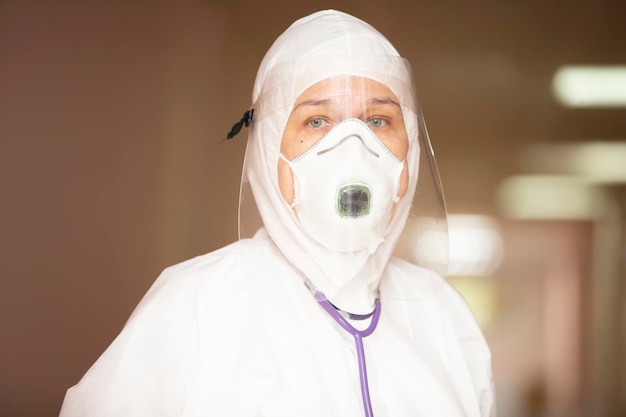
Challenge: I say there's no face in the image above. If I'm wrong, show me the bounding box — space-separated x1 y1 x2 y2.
277 76 410 204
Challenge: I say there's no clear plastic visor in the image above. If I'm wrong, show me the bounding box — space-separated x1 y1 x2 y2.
279 76 410 163
240 57 449 302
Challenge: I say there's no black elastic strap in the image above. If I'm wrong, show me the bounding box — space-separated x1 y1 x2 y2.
225 109 255 139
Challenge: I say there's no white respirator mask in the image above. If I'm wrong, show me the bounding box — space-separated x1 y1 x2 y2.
281 118 405 253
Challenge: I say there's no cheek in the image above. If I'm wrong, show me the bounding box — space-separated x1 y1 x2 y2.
277 158 295 204
397 161 409 199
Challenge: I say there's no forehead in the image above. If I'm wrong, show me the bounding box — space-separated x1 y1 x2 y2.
295 76 399 104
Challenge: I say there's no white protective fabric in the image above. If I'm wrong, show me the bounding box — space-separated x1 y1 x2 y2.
243 11 423 314
60 231 493 417
59 9 495 417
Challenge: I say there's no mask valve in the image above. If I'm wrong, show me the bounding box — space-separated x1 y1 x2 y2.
337 184 371 218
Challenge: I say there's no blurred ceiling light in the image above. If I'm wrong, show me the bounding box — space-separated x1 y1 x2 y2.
447 215 503 277
495 175 605 220
521 141 626 184
552 65 626 107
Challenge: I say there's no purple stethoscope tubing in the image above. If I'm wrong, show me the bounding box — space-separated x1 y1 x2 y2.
314 292 381 417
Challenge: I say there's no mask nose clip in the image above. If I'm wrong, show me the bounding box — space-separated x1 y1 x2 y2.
337 185 371 218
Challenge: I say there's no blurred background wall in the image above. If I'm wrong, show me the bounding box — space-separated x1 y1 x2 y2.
1 0 624 416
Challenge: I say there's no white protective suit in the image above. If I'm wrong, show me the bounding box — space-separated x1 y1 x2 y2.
60 9 494 417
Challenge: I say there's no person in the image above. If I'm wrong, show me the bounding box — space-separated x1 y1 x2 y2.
59 9 494 417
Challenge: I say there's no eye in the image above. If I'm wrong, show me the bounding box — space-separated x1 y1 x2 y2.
307 117 328 129
367 117 387 128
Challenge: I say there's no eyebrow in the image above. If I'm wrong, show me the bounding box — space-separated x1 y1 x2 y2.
293 96 400 110
292 98 333 111
368 97 401 107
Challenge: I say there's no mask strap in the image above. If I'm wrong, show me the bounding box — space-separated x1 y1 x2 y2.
278 153 299 209
278 153 292 166
392 159 407 203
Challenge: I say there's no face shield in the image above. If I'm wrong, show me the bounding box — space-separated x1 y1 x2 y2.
238 54 448 313
278 75 409 254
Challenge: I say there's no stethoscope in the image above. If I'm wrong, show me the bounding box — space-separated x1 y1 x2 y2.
314 291 381 417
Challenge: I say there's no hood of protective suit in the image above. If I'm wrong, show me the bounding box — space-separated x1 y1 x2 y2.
242 10 421 314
